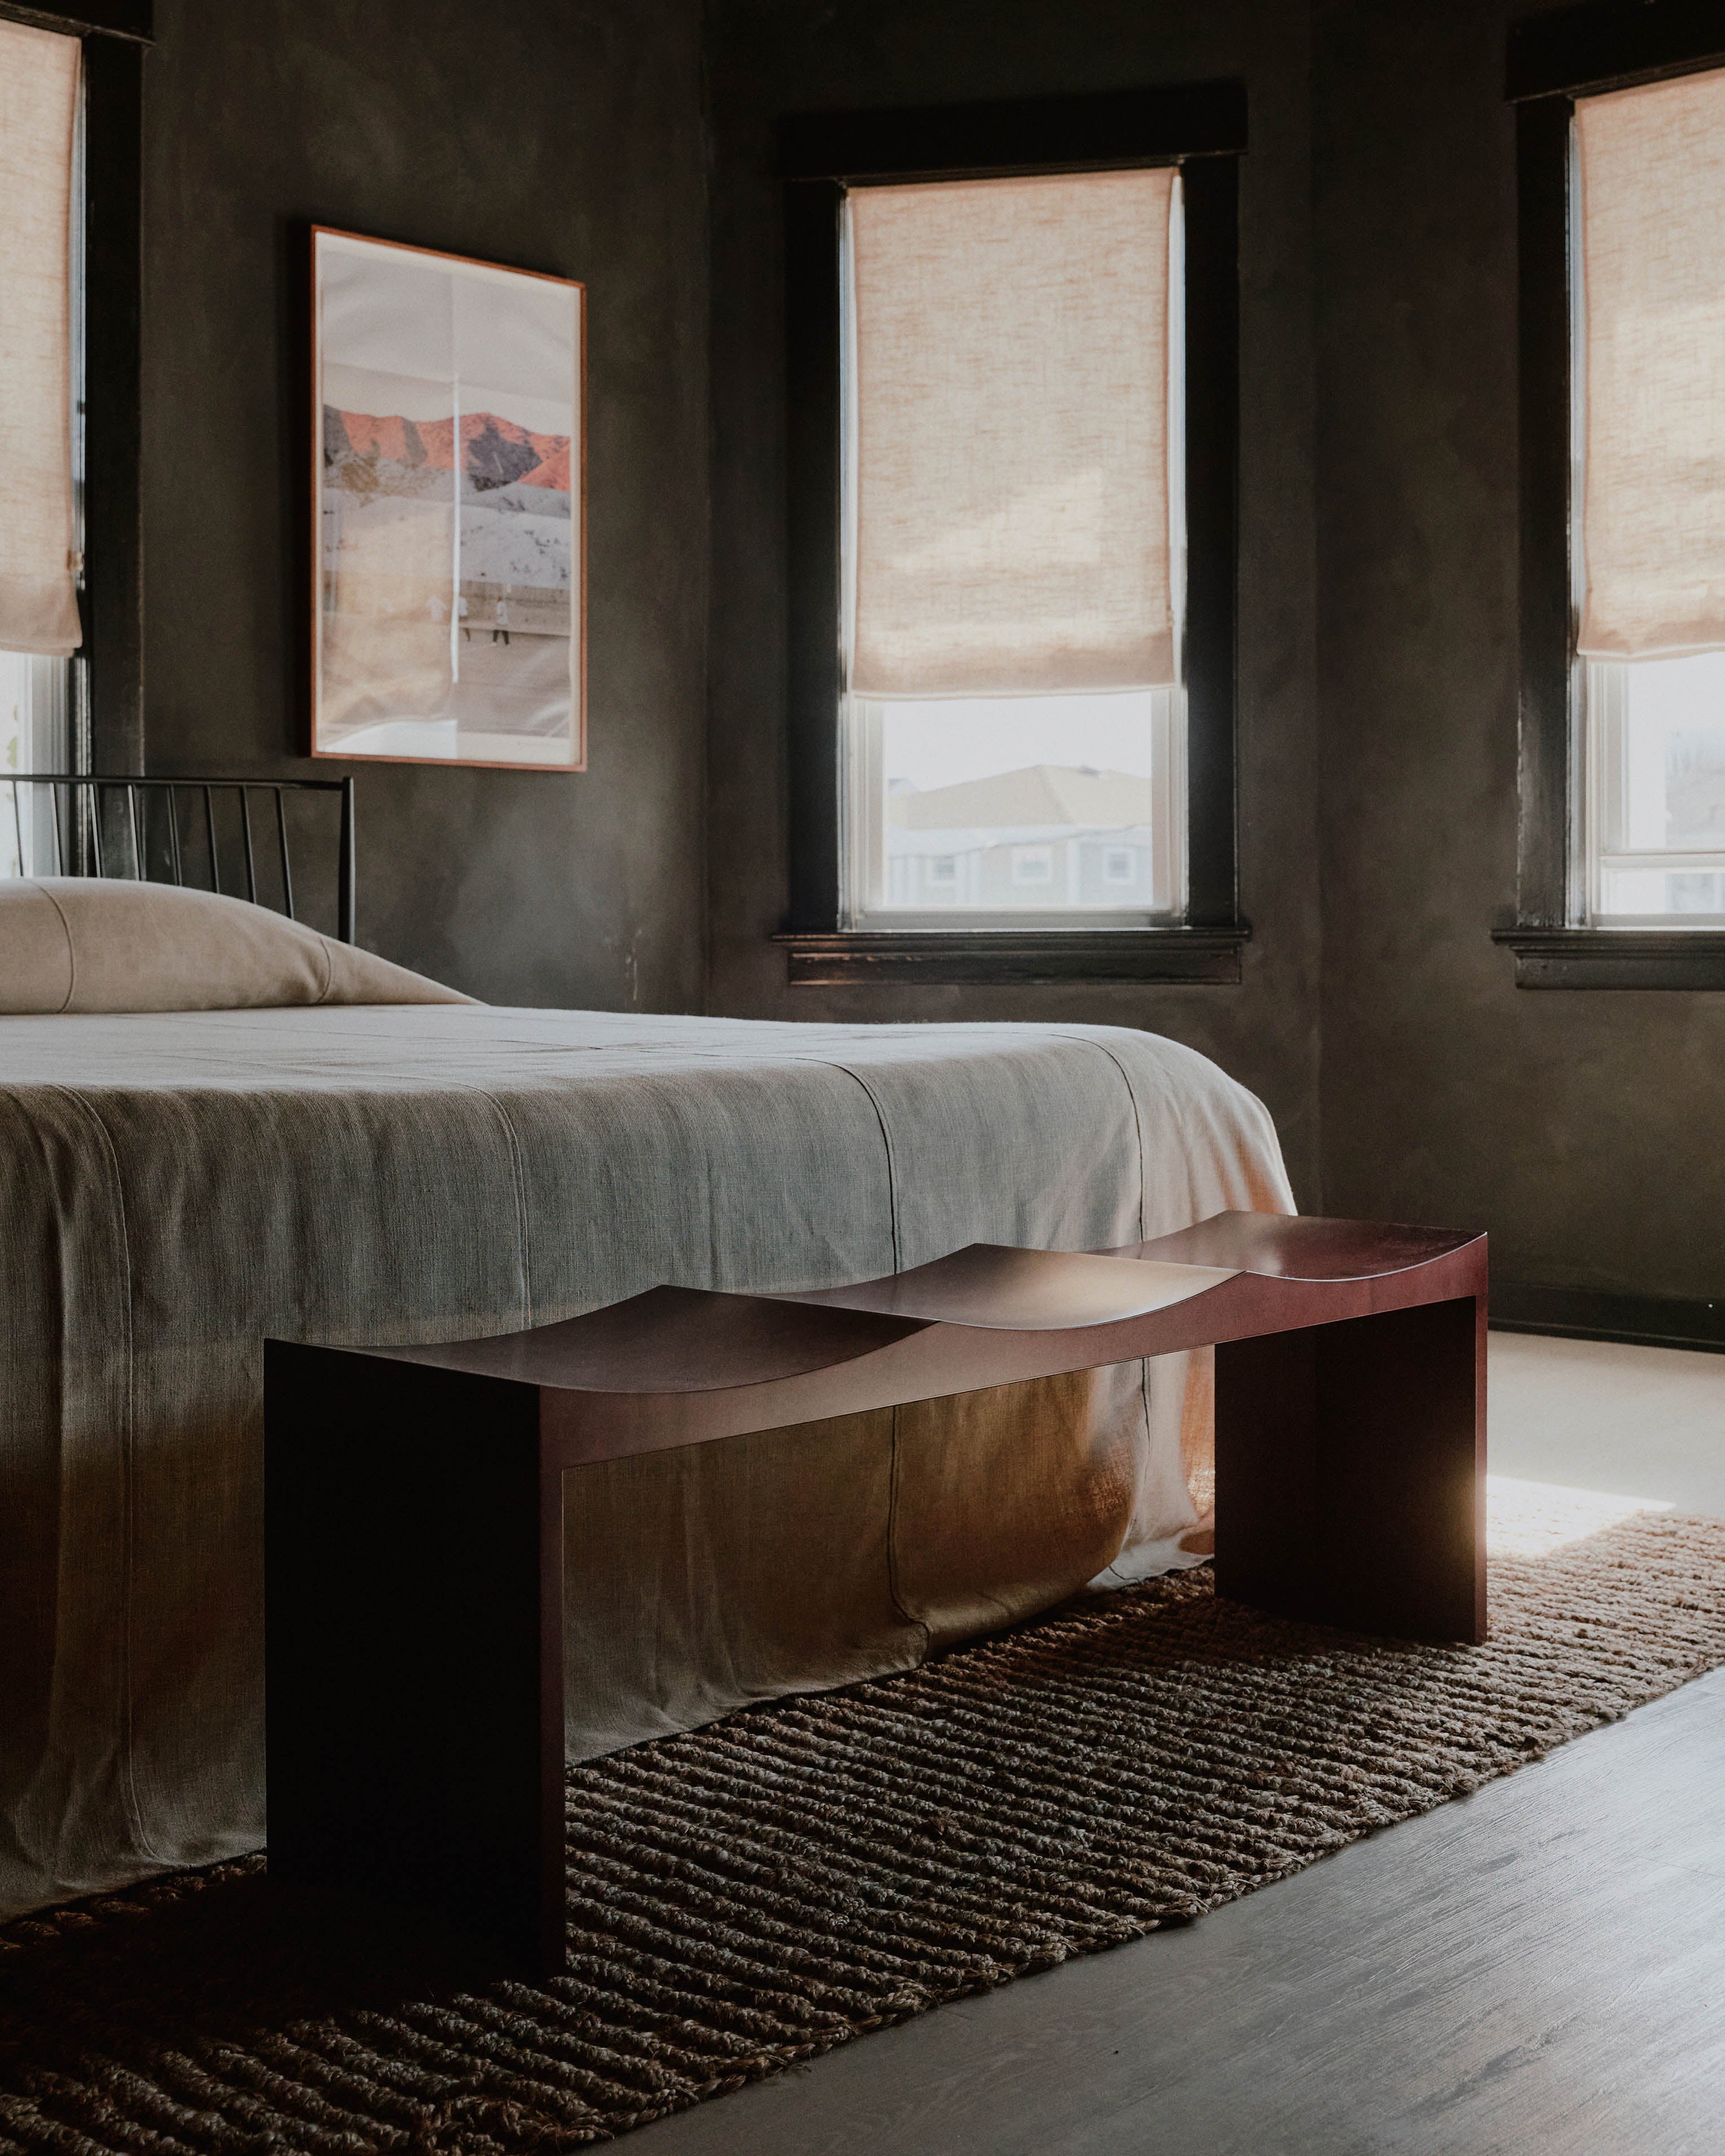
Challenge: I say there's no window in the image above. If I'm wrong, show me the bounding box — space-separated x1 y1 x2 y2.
777 85 1246 987
1505 3 1725 986
1572 67 1725 929
839 169 1185 930
0 14 83 873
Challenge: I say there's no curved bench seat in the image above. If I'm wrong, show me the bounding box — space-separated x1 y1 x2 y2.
265 1211 1487 1973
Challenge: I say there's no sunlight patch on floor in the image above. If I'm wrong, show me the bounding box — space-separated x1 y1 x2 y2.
1487 1473 1674 1559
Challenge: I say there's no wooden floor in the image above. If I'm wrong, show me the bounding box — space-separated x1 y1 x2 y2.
1488 1328 1725 1516
633 1333 1725 2156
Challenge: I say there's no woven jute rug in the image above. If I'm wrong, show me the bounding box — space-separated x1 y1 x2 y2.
4 1488 1724 2153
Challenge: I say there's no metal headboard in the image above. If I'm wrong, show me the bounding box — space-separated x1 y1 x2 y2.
4 774 356 944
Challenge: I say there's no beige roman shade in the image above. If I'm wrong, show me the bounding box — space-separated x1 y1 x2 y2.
848 168 1177 699
0 19 81 659
1576 66 1725 660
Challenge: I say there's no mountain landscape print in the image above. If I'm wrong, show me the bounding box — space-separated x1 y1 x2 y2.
312 229 584 769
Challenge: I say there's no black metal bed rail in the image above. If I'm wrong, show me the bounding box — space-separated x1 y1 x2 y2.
4 774 356 944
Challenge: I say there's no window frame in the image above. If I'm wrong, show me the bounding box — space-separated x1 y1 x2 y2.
1501 0 1725 988
773 83 1248 988
0 0 150 793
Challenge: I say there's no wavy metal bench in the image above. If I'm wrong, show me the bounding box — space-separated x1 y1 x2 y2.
265 1210 1486 1973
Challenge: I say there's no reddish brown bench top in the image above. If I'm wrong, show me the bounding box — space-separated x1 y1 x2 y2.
349 1213 1486 1468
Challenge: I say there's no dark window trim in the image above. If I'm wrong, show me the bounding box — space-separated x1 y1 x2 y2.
778 82 1247 183
82 30 147 774
782 174 844 938
773 926 1248 989
0 1 151 40
1183 153 1241 932
1507 3 1725 989
1490 927 1725 990
779 85 1246 984
1512 92 1572 941
1508 0 1725 103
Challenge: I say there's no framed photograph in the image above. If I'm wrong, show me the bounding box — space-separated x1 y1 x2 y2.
310 228 585 770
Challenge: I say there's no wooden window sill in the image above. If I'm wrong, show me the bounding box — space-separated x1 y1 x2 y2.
1493 927 1725 989
773 925 1249 987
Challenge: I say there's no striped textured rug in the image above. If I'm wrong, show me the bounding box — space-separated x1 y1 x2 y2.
3 1489 1723 2153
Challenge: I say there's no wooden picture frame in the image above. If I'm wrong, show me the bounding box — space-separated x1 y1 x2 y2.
310 228 585 772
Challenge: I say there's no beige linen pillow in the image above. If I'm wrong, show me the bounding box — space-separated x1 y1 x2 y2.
0 878 478 1014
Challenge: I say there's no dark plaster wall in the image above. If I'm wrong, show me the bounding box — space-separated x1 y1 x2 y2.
1313 0 1725 1301
139 0 709 1008
703 0 1323 1205
129 0 1718 1300
707 0 1723 1301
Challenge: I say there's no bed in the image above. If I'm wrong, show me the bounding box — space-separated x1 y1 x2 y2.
0 874 1292 1920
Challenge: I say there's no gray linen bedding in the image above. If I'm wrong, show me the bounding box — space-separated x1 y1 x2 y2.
0 1005 1291 1918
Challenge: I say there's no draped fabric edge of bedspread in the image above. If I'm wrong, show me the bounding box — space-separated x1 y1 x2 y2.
0 1007 1293 1918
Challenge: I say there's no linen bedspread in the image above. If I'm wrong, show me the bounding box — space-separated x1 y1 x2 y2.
0 1006 1291 1917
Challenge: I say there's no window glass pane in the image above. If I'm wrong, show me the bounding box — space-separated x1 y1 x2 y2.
1616 653 1725 852
2 648 69 876
1588 651 1725 922
1598 868 1725 921
1669 871 1725 912
866 689 1179 916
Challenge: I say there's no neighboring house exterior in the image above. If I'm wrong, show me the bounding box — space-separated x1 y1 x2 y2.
885 764 1161 908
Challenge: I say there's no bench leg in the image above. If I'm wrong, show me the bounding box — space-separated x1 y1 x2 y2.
1214 1296 1486 1643
266 1346 566 1973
